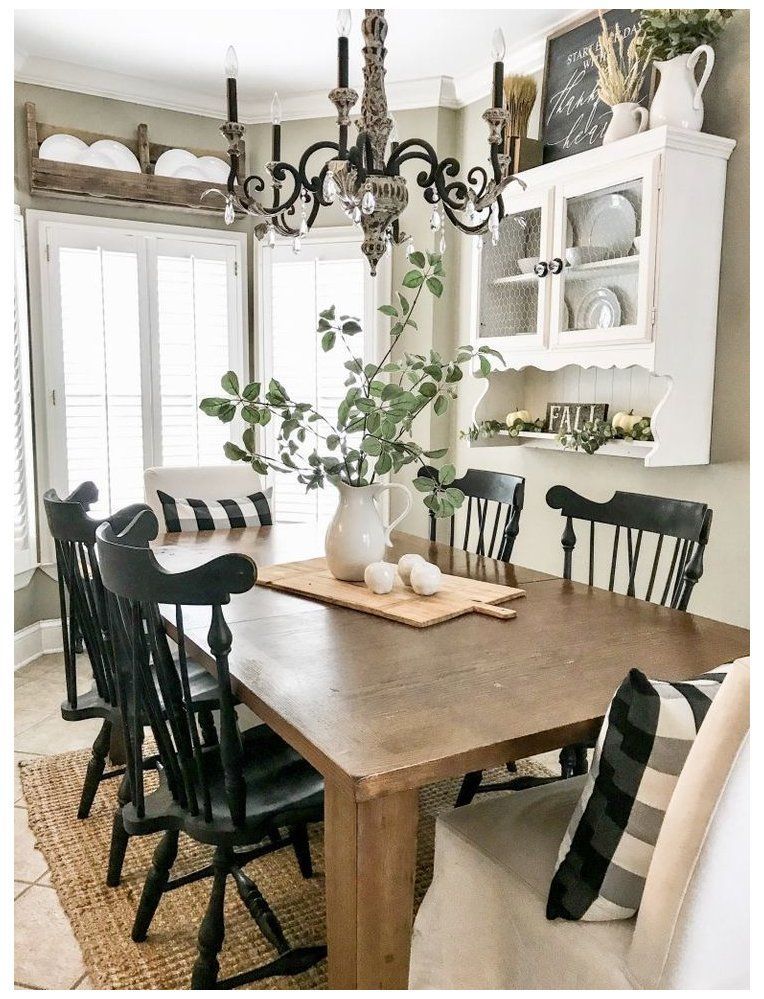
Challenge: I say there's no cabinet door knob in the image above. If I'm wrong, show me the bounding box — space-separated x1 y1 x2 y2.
533 260 549 278
549 257 564 275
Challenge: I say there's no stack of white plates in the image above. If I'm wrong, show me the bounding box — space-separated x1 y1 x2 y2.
39 134 141 172
154 149 230 183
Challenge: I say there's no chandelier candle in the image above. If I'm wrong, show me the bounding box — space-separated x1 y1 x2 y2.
270 93 282 160
492 29 506 108
225 45 238 123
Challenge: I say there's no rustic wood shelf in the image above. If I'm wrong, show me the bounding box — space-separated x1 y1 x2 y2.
25 102 243 215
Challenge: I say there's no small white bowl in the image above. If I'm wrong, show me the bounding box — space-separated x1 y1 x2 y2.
517 256 539 274
89 139 141 173
154 148 197 177
39 133 88 164
198 155 231 183
565 246 607 267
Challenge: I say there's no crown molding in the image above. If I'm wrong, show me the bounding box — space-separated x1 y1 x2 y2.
14 11 588 122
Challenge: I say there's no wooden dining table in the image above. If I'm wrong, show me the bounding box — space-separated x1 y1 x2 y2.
154 524 749 990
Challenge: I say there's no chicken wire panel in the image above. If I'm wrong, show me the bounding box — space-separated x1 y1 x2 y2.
478 207 542 340
561 177 643 333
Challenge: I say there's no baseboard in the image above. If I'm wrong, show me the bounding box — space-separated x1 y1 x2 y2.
14 619 63 670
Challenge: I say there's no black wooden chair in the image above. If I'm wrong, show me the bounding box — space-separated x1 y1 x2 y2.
423 467 525 563
456 485 714 807
43 483 220 886
96 511 326 989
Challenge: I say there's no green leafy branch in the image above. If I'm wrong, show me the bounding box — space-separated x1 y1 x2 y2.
199 251 504 516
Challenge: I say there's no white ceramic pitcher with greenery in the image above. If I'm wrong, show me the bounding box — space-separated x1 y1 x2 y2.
325 481 412 580
649 45 715 131
200 250 504 579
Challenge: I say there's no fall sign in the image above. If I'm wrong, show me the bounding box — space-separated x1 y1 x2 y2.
546 402 609 434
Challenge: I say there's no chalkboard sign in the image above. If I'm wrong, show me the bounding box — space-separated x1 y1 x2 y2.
540 10 648 164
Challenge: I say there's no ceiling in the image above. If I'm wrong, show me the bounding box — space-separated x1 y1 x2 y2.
14 8 582 122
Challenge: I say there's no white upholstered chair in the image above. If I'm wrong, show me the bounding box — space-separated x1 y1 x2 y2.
409 657 750 990
143 465 269 524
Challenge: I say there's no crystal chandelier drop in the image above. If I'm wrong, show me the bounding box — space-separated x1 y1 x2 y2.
211 9 525 275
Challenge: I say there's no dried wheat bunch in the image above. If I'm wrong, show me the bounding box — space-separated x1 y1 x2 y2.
503 74 537 137
588 14 652 107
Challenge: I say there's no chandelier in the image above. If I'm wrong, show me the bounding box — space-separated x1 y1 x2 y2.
211 9 525 275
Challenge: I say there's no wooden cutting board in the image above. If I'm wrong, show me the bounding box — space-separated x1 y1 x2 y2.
256 557 525 628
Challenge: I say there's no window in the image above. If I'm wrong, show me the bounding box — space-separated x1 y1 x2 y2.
260 231 386 524
33 214 246 520
14 208 36 585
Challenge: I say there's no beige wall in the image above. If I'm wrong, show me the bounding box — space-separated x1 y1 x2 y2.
14 11 749 629
447 12 749 627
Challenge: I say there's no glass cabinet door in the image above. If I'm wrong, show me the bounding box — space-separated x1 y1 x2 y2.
476 187 554 351
549 153 660 347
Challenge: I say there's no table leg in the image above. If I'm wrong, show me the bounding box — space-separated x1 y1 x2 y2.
324 779 419 989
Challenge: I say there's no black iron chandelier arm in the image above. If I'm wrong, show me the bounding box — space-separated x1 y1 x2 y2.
296 139 341 202
384 137 438 188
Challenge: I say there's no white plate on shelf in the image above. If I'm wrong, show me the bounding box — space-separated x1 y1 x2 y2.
580 194 636 255
155 148 197 177
574 288 622 330
39 133 87 164
89 139 141 173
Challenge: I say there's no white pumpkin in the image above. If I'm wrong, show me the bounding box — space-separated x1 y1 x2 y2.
410 562 442 596
506 409 531 428
397 553 426 586
611 410 644 434
364 561 396 594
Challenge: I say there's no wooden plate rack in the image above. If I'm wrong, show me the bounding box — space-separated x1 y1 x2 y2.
25 101 244 214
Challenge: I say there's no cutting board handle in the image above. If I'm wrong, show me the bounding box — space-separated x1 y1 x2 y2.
472 602 517 620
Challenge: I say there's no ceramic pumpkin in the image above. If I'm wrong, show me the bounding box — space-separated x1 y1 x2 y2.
611 410 644 435
506 409 531 427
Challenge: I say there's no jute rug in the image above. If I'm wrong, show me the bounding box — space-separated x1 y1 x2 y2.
20 750 551 990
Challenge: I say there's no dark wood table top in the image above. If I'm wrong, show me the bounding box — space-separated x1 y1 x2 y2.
155 526 750 800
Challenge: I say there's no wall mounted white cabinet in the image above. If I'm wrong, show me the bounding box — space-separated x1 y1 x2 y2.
471 126 735 466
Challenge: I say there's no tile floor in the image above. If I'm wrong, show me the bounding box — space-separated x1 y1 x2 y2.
14 653 95 990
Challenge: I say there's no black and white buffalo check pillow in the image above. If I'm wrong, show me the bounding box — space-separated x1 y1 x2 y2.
546 662 731 922
158 489 272 533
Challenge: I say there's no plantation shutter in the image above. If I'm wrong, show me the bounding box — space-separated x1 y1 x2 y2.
39 217 245 532
54 232 144 517
14 210 36 577
153 239 238 468
267 243 367 524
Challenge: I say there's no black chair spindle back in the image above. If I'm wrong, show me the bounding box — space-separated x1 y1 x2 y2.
423 467 525 563
546 485 713 611
96 512 257 829
43 483 151 711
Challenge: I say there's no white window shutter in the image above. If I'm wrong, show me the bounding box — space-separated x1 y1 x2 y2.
155 247 233 468
14 210 36 579
57 243 144 517
267 248 366 524
37 218 246 537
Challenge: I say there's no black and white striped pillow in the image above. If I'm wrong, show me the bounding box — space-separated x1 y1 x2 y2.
546 662 731 923
158 489 272 533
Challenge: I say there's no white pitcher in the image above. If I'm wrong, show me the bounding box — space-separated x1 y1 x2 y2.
649 45 715 131
603 102 649 144
325 481 412 581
